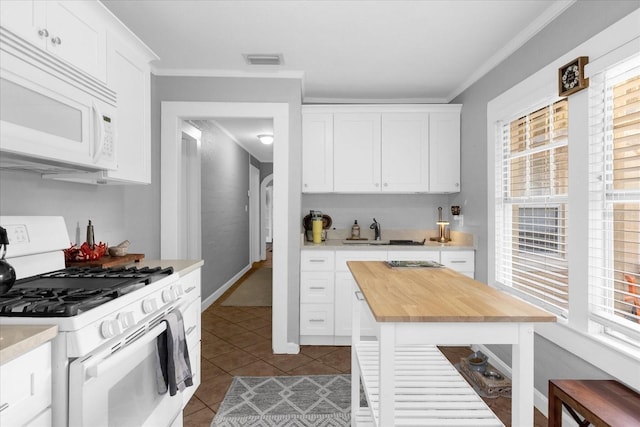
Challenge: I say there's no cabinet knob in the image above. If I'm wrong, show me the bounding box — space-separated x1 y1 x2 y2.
304 183 308 187
455 182 460 187
384 183 388 187
37 28 49 38
51 36 62 46
375 183 379 187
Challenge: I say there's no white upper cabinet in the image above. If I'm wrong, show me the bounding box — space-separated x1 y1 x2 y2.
103 31 154 184
302 113 334 192
429 112 461 193
333 113 381 192
1 1 107 81
381 113 429 192
302 105 461 194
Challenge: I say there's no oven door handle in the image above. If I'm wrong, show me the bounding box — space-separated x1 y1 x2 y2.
86 322 167 379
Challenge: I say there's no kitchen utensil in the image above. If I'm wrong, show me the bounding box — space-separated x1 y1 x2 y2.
303 211 332 242
467 351 488 372
0 226 17 295
312 211 323 243
86 220 95 248
108 240 130 257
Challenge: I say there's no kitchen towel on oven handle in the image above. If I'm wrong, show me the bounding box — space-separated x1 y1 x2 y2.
155 309 194 396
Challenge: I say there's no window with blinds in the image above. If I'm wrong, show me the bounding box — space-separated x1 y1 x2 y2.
496 99 569 316
588 53 640 344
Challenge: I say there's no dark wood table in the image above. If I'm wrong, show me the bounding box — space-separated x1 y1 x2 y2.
549 379 640 426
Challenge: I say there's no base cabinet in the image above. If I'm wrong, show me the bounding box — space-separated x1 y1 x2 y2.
0 342 52 427
300 248 474 345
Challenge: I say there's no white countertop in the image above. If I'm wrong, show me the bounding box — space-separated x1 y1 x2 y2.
0 324 58 365
303 239 474 250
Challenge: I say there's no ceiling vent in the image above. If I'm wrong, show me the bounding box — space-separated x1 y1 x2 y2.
243 54 283 66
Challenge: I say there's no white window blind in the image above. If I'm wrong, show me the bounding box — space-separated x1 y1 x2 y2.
496 99 569 316
588 53 640 345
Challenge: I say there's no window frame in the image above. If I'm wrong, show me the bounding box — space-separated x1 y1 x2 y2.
486 10 640 392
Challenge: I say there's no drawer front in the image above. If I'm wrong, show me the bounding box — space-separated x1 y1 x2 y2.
301 250 335 271
301 272 334 303
440 250 475 272
0 343 52 427
300 304 334 335
335 250 388 272
387 250 440 263
182 298 201 351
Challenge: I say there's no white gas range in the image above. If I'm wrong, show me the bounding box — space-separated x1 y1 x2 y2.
0 216 201 427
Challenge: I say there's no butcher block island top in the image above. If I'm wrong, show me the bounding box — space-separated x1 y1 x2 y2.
347 261 556 323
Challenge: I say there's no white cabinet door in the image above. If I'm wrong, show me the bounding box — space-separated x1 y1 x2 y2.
0 343 52 427
302 113 333 192
334 113 381 192
335 272 377 337
105 31 151 183
429 112 461 193
0 1 47 48
381 113 430 192
44 1 107 81
0 1 107 81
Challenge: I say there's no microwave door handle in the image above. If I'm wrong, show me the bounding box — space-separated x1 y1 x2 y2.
85 321 167 379
92 102 105 163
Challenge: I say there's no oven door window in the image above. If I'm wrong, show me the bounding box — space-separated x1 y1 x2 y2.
68 322 183 427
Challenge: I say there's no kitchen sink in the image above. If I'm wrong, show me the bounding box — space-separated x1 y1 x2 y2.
342 239 427 246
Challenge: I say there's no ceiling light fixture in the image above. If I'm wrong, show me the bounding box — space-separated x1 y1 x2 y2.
258 134 274 145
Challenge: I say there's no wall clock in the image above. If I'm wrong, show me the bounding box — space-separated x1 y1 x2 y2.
558 56 589 97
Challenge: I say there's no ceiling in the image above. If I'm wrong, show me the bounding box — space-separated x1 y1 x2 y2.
101 0 573 161
191 117 274 162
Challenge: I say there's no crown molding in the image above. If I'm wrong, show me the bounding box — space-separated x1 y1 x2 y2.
446 0 577 102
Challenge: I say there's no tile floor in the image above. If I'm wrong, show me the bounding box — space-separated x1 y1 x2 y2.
183 305 353 426
183 304 547 427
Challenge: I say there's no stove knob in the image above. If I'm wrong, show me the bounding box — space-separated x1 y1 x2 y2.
162 288 177 303
142 298 158 314
101 319 121 339
118 312 135 329
173 285 184 297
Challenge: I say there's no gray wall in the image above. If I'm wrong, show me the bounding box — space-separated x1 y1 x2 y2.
0 171 131 251
302 194 453 233
451 0 639 397
199 122 252 298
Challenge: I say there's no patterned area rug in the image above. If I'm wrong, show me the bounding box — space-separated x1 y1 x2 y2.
211 375 360 427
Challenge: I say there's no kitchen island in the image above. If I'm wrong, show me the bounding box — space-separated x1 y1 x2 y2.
348 261 556 426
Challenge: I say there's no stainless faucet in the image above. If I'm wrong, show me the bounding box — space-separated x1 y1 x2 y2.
370 218 381 240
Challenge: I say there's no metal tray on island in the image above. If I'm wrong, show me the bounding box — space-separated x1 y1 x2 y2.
386 260 444 268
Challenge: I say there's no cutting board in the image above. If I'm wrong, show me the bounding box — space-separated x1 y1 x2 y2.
65 253 145 268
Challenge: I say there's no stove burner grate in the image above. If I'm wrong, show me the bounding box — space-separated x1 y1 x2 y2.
0 266 174 317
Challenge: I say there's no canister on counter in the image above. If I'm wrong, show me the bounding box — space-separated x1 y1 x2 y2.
311 210 323 243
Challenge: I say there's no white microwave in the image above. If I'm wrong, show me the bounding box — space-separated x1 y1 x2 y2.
0 28 117 172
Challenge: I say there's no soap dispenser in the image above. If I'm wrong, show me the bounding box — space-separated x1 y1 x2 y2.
351 220 361 239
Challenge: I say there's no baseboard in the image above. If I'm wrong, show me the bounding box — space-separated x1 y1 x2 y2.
472 344 578 426
200 264 251 311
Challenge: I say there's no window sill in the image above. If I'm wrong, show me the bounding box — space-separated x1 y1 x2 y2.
536 317 640 391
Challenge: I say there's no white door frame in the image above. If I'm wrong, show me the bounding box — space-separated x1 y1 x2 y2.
181 122 202 260
249 164 260 264
260 173 273 260
161 102 293 354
